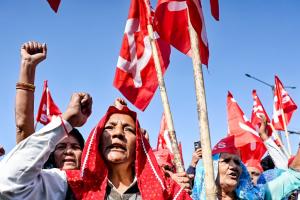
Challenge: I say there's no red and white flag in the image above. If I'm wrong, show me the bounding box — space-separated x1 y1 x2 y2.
154 0 209 65
157 113 173 153
47 0 61 13
113 0 171 111
156 113 185 167
227 91 266 163
251 90 273 136
36 80 61 125
272 76 297 130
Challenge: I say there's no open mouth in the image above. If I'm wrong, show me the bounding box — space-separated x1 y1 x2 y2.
63 158 76 164
108 143 126 151
228 171 239 180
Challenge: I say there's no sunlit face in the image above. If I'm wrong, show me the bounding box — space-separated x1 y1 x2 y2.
100 113 136 167
247 167 261 185
54 135 82 170
216 153 242 193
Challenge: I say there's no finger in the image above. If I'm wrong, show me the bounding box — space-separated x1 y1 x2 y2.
42 43 47 56
33 41 38 50
21 42 30 52
175 172 187 177
28 41 34 51
164 169 173 177
188 174 194 179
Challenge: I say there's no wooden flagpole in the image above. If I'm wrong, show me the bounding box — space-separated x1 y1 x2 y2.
147 25 185 172
142 0 184 172
186 9 217 200
281 109 292 155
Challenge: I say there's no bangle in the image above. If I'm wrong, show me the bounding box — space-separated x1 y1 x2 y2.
16 82 35 92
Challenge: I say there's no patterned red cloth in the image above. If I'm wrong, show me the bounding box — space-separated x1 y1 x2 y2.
66 106 191 200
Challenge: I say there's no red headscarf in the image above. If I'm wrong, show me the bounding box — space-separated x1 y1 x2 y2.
212 135 240 156
66 106 191 200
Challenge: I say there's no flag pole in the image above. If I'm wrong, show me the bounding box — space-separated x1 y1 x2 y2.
186 9 217 200
147 24 184 172
281 109 292 155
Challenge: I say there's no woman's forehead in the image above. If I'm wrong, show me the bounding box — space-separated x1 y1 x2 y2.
59 135 80 145
220 152 240 160
106 113 135 125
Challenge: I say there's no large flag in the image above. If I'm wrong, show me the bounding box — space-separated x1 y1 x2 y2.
272 76 297 130
47 0 61 13
251 90 273 136
227 91 266 163
36 80 61 125
113 0 171 111
154 0 209 65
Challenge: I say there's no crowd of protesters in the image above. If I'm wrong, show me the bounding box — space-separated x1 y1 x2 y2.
0 41 300 200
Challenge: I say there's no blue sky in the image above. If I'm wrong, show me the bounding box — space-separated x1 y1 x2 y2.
0 1 300 167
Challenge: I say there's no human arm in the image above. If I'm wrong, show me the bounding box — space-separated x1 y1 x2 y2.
259 116 288 169
15 41 47 143
0 92 92 200
187 148 202 175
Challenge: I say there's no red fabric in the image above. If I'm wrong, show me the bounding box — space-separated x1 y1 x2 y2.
154 0 209 65
113 0 171 111
251 90 273 136
212 135 240 155
66 106 191 200
212 135 239 156
210 0 219 21
156 113 184 171
36 80 61 125
288 156 296 167
153 148 173 169
157 113 173 152
227 91 267 164
47 0 61 13
245 159 263 173
272 76 297 130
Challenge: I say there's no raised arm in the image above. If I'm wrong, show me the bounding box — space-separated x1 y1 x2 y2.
258 115 288 169
0 92 92 200
15 41 47 143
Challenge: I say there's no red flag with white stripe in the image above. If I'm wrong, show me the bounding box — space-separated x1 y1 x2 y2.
154 0 209 65
156 113 185 167
157 113 173 153
251 90 273 136
272 76 297 130
227 91 266 163
36 80 61 125
113 0 171 111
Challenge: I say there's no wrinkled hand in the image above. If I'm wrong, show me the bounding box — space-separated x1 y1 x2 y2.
191 148 202 167
258 115 268 141
0 145 5 157
62 93 92 127
166 170 193 194
113 97 127 110
21 41 47 66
